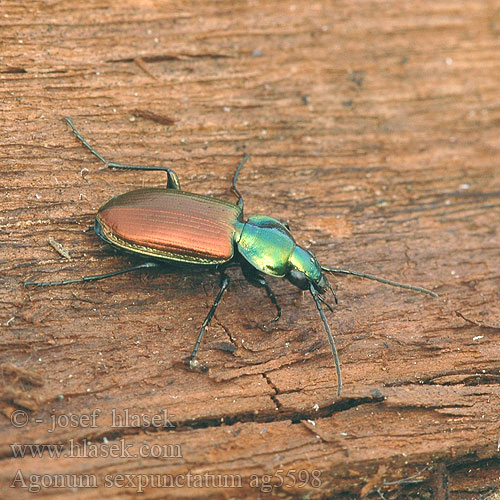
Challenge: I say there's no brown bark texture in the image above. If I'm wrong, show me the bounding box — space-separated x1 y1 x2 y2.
1 1 500 499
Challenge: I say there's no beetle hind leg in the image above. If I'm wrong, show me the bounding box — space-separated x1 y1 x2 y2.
24 262 159 287
64 117 181 189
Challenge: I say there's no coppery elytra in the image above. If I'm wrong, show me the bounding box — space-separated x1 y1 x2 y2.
25 118 438 397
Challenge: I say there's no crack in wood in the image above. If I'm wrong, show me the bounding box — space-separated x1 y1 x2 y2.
106 53 232 64
386 373 500 388
216 319 237 353
261 372 281 410
0 394 385 461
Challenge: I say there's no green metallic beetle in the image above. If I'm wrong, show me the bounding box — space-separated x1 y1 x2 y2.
26 118 438 396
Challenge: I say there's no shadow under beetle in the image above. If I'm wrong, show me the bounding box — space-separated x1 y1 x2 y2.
25 118 438 397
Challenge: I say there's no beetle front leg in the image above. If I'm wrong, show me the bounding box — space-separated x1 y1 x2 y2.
186 271 230 363
241 261 281 322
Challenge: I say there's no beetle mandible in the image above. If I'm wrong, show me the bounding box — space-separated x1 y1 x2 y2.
25 118 438 396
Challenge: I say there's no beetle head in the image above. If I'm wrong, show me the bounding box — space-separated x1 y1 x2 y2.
286 245 329 294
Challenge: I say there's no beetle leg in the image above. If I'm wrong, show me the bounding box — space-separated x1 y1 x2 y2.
187 272 230 361
24 262 159 287
316 293 335 313
241 261 281 322
230 153 250 210
256 276 281 322
64 117 181 189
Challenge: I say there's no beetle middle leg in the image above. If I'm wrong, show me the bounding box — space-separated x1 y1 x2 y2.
187 271 230 363
241 260 281 322
65 117 181 189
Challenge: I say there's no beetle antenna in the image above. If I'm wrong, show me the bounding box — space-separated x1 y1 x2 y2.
310 284 342 397
322 266 438 298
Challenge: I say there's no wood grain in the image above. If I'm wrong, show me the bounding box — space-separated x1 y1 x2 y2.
1 1 499 498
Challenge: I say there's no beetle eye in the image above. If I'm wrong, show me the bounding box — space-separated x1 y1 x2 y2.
288 269 309 290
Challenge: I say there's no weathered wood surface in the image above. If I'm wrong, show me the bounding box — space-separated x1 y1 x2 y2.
1 1 499 498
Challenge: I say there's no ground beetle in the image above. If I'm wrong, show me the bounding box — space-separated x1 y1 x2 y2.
25 118 438 396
